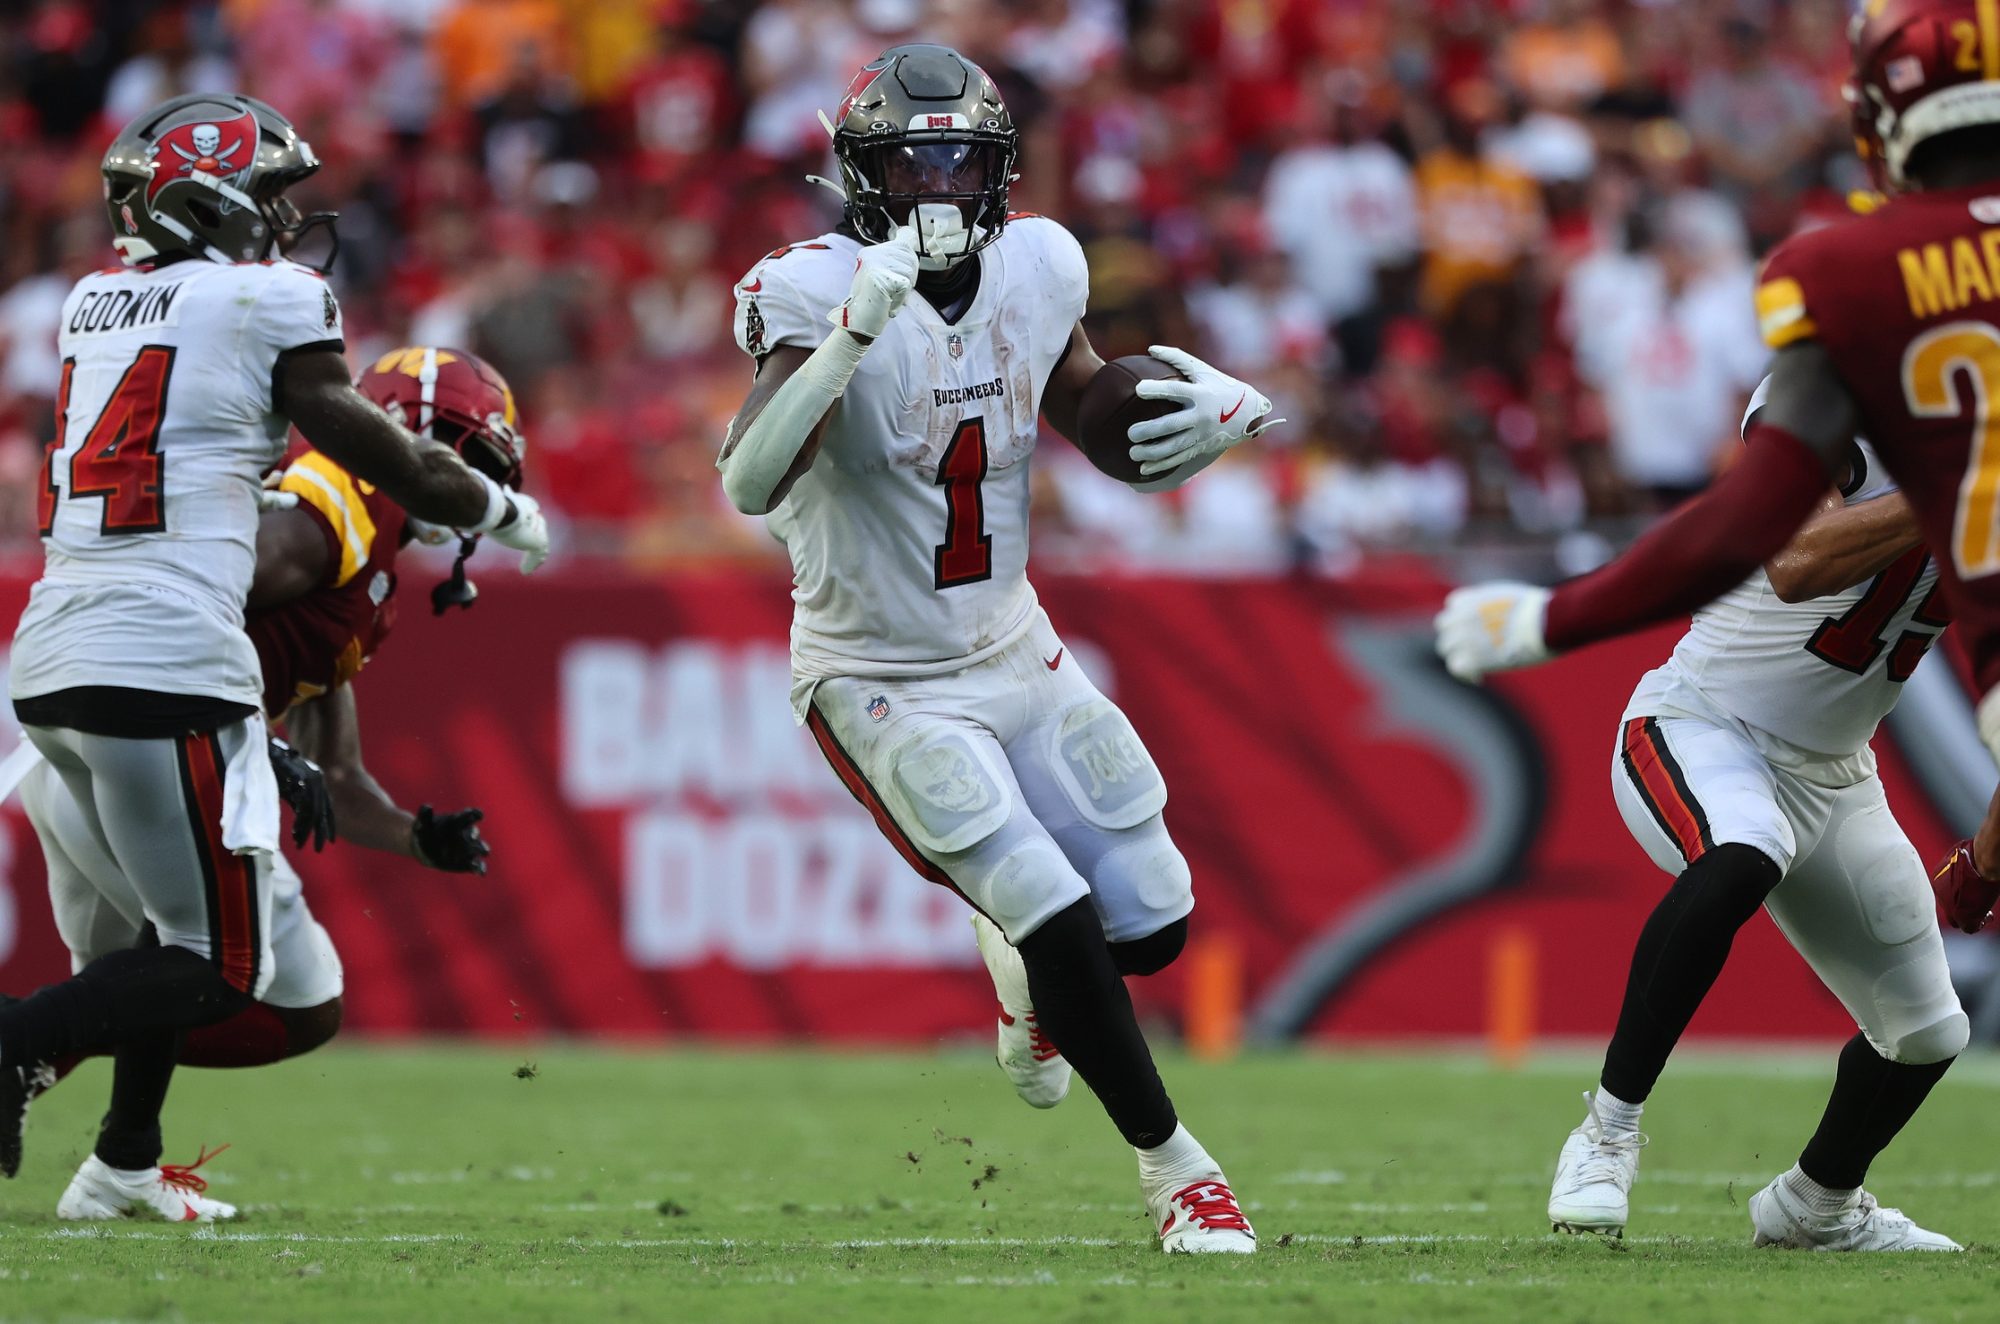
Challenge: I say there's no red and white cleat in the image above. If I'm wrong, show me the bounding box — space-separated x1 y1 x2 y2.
972 914 1071 1108
1148 1174 1257 1254
57 1144 237 1222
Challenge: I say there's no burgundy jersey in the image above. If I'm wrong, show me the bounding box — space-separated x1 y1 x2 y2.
1757 184 2000 693
244 449 407 719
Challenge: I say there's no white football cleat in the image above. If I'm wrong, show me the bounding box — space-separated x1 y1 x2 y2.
971 913 1070 1108
1146 1173 1257 1254
58 1146 237 1223
1749 1175 1961 1252
1548 1091 1646 1237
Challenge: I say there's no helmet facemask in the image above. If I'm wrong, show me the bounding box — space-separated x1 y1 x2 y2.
259 187 342 275
839 133 1015 270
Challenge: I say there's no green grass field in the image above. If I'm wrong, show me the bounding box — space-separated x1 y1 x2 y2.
4 1044 1999 1323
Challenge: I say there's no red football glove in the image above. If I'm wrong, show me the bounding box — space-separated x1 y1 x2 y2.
1934 841 2000 935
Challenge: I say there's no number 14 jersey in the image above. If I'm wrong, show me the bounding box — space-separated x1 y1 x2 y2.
11 258 343 710
730 218 1087 717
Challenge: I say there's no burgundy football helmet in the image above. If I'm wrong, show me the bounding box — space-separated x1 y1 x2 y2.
1848 0 2000 190
357 346 527 614
358 346 525 490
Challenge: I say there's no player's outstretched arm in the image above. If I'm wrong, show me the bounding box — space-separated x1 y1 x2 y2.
277 349 548 572
1436 342 1855 682
719 229 919 515
1764 490 1922 603
284 685 489 873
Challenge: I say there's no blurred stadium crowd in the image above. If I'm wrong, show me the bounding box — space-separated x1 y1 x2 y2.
0 0 1855 572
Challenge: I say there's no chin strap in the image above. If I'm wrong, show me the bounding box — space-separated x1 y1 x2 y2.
430 535 481 616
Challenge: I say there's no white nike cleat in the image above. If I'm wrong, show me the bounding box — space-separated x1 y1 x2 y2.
58 1146 237 1222
971 913 1071 1108
1548 1091 1646 1237
1146 1172 1257 1254
1749 1175 1961 1252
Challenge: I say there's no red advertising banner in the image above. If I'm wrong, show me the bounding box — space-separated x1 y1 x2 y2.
0 568 1971 1044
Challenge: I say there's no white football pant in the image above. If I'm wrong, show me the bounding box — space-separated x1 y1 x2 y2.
20 754 342 1009
1613 713 1967 1065
806 611 1193 946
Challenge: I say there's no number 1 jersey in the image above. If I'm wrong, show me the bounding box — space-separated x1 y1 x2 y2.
730 218 1087 715
11 258 344 709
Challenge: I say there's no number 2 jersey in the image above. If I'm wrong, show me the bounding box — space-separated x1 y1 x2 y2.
730 218 1087 716
11 258 343 712
1754 183 2000 704
1627 382 1947 766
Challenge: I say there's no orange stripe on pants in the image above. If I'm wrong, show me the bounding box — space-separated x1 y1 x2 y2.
1621 717 1709 863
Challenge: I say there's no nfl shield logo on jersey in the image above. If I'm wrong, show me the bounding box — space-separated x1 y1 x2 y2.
947 334 963 360
867 694 891 722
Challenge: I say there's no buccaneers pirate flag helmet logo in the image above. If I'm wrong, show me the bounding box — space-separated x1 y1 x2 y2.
100 93 338 270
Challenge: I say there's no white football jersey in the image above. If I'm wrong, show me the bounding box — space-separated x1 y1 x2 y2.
1627 380 1945 762
731 217 1087 710
11 259 344 709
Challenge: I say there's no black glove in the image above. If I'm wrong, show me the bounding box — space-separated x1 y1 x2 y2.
269 737 335 852
412 805 489 874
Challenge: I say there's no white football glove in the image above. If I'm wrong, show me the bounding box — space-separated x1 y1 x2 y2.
829 227 920 341
1434 583 1554 683
1126 345 1279 477
487 491 550 574
256 472 299 512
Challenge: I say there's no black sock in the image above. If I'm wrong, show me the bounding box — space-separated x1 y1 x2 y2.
93 1029 181 1171
1798 1034 1954 1191
1108 918 1188 978
1017 899 1178 1148
0 945 250 1068
1600 844 1782 1103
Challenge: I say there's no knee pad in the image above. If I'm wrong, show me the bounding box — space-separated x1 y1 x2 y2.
1885 1009 1970 1066
1092 832 1194 942
885 728 1012 855
1048 699 1167 831
1111 916 1188 977
1863 949 1969 1065
961 837 1087 944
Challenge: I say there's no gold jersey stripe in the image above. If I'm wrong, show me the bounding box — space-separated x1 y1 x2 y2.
279 452 376 588
1754 277 1817 349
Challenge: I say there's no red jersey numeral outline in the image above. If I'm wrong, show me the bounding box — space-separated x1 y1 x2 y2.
1804 546 1953 682
933 416 993 590
65 344 175 535
36 358 74 537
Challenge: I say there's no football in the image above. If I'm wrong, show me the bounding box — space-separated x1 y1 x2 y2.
1076 354 1187 484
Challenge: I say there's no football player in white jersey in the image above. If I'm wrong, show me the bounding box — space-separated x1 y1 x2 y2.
1544 382 1966 1251
718 46 1275 1253
0 94 549 1220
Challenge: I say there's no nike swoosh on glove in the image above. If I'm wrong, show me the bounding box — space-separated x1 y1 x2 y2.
1125 346 1278 477
489 491 549 573
829 227 920 341
1934 841 2000 934
1434 583 1554 683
